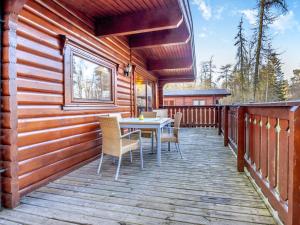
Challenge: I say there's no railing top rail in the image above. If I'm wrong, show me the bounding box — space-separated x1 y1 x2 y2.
163 105 218 108
228 100 300 107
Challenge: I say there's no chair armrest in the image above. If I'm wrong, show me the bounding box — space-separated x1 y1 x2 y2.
121 130 141 139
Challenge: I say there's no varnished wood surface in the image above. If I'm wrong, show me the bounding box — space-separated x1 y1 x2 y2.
0 129 275 224
10 0 153 204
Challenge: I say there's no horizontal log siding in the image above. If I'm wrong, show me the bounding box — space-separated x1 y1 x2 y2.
13 0 156 198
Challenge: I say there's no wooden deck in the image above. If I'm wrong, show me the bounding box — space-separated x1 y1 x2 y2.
0 128 275 225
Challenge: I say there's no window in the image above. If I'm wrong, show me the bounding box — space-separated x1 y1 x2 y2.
63 43 116 110
136 81 154 114
193 100 205 106
164 100 169 106
72 55 112 101
169 100 175 106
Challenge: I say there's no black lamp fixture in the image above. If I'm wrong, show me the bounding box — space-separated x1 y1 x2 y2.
124 49 134 77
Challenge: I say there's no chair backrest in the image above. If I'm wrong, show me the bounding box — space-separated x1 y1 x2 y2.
108 113 122 121
141 111 157 118
173 112 182 141
153 109 168 118
174 112 182 129
99 117 121 156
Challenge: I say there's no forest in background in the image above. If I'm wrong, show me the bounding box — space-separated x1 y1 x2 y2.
165 0 300 104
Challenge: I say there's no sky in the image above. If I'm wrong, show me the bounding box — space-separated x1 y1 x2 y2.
190 0 300 83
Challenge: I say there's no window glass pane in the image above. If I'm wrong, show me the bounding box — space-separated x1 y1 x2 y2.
147 84 153 111
137 83 146 114
193 100 205 106
72 55 112 101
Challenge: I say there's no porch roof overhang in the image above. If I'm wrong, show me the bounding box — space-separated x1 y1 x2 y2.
57 0 196 83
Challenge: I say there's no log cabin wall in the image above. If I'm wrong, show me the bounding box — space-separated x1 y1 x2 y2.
2 0 158 208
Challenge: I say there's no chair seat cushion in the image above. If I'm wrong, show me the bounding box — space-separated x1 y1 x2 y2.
161 133 177 143
122 138 139 153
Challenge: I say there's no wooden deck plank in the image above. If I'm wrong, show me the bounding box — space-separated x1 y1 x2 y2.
1 128 275 225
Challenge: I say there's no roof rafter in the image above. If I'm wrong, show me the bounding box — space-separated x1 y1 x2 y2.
129 22 190 49
147 57 192 71
96 5 183 37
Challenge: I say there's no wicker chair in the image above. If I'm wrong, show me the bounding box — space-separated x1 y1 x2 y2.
140 111 157 152
108 113 124 134
153 109 168 118
108 113 122 121
141 111 157 118
97 117 143 180
161 112 183 158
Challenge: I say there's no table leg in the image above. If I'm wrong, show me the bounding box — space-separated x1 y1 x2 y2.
156 127 161 166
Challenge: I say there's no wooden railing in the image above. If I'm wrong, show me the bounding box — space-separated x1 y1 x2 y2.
218 103 300 225
228 106 238 153
163 103 300 225
163 106 218 127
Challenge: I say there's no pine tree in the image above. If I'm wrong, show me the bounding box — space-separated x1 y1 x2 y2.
290 69 300 98
218 64 232 89
253 0 288 101
200 56 216 89
234 17 248 101
265 47 288 101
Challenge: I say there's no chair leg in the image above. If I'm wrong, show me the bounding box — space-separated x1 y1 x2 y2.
140 139 144 169
176 143 183 159
97 152 104 174
129 150 133 163
168 142 171 151
115 155 122 180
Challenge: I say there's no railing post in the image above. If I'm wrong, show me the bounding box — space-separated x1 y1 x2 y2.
214 106 218 128
288 106 300 225
224 106 229 146
218 106 222 135
237 106 245 172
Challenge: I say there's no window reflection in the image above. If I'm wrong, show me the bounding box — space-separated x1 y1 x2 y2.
137 81 153 114
72 55 112 101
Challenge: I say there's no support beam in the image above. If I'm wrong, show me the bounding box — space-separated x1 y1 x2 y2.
237 106 245 172
288 106 300 225
158 74 194 82
2 0 28 209
129 23 190 49
96 6 183 37
147 57 192 71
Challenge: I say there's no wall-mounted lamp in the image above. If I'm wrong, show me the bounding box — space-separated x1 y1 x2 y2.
124 63 133 77
124 49 135 77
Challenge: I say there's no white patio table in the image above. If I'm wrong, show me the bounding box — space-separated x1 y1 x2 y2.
119 117 172 166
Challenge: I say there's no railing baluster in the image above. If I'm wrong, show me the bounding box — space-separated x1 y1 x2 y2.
278 119 289 201
261 116 268 179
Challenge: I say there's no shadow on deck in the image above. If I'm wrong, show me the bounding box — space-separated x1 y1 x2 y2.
0 128 275 225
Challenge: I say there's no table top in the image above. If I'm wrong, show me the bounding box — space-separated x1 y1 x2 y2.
119 117 171 125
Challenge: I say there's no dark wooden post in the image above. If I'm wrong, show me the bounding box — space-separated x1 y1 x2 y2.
1 0 28 208
237 106 245 172
214 106 218 128
224 106 229 146
288 106 300 225
157 80 166 108
218 106 222 135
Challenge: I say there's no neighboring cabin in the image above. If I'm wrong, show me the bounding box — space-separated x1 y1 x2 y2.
163 89 231 106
